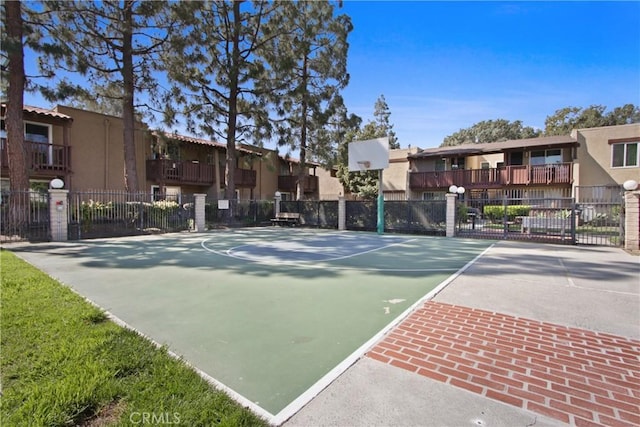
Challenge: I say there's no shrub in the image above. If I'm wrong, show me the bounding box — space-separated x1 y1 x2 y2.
483 205 531 221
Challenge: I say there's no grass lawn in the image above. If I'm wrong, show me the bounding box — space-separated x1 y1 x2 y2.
0 249 268 427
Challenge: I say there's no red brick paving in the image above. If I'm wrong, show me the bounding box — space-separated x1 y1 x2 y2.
367 301 640 426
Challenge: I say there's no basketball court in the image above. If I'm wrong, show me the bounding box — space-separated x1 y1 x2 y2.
7 228 493 423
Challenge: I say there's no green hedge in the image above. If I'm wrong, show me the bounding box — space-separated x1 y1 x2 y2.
483 205 531 221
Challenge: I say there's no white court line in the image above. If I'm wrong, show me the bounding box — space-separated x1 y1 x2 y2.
201 237 418 264
28 268 276 423
270 242 497 425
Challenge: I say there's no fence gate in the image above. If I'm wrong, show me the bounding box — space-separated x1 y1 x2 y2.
456 196 577 244
0 190 50 243
574 186 624 247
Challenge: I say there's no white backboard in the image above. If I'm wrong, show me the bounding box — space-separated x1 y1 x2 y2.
348 137 390 172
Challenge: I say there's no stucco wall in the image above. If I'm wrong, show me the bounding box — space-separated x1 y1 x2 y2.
572 124 640 187
55 105 149 191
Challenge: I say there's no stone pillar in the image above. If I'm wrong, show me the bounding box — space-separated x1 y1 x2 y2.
338 196 346 231
49 189 69 242
194 193 206 232
274 193 282 216
624 191 639 251
446 193 457 237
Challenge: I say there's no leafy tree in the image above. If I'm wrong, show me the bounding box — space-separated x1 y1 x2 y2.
33 0 179 191
162 0 279 203
607 104 640 125
442 119 540 147
263 1 352 200
544 104 640 135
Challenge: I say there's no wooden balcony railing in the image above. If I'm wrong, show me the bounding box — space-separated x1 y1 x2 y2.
215 167 257 188
233 168 257 188
146 159 215 185
409 163 573 190
0 140 71 176
278 175 319 193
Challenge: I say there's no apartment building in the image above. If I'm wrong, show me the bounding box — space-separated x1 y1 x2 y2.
0 104 337 200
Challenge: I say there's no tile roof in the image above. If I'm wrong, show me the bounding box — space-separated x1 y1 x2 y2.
0 104 74 121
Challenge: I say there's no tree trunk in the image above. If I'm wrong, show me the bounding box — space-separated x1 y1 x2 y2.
5 0 30 233
223 0 243 218
121 0 139 192
296 55 309 201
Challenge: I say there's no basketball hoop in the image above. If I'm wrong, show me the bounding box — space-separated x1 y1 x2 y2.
357 160 371 170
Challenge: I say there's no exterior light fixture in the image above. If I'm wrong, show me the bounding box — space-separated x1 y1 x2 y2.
275 191 281 197
449 185 465 195
50 178 64 189
623 180 638 191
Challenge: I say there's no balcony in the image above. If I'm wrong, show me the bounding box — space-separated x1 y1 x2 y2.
214 167 257 188
0 140 71 177
146 159 215 186
278 175 319 193
409 163 573 190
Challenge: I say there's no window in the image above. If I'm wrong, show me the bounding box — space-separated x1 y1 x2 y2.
509 152 524 166
422 192 445 201
530 149 562 165
611 141 638 168
481 162 490 169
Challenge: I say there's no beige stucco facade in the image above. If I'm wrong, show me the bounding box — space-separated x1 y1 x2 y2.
572 123 640 187
55 105 150 191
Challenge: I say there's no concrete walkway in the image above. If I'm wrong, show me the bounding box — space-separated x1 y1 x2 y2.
284 241 640 427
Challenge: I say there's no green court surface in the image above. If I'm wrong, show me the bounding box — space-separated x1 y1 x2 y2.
8 229 493 422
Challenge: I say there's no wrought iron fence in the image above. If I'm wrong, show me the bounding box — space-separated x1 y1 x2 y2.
384 200 447 235
280 200 339 228
68 190 195 240
574 185 624 246
205 199 274 227
0 190 50 242
344 200 446 235
456 196 577 244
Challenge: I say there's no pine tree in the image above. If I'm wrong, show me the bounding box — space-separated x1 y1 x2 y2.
1 0 30 232
34 0 179 191
162 0 280 203
263 1 352 200
373 94 398 149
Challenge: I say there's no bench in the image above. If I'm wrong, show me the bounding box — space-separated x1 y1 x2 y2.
271 212 300 226
520 216 572 234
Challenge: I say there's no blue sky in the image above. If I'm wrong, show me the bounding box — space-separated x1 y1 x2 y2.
340 0 640 148
23 1 640 150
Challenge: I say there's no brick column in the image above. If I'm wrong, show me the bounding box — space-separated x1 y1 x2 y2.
338 196 346 231
274 193 282 216
624 190 639 251
194 193 206 232
446 193 457 237
49 189 69 242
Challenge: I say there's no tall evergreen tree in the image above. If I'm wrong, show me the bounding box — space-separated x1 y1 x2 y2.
34 0 179 191
163 0 279 202
373 94 398 149
263 0 352 200
1 0 29 193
